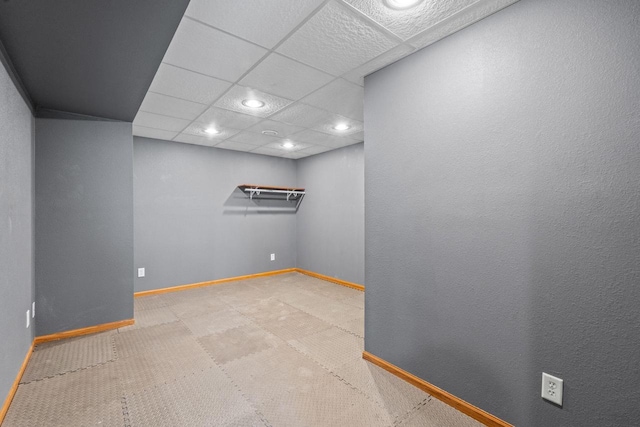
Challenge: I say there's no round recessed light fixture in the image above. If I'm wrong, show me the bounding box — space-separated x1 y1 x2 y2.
242 99 265 108
281 141 295 149
262 130 279 136
383 0 423 10
333 123 351 131
204 127 220 135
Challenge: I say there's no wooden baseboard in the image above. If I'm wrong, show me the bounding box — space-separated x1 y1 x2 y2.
34 318 134 345
134 268 297 298
0 341 35 424
295 268 365 291
362 351 512 427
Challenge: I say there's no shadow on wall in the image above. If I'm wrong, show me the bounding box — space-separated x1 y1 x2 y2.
223 187 301 215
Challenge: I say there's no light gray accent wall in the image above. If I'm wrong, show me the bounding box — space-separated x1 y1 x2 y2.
296 143 364 284
364 1 640 426
133 137 298 293
0 56 34 409
35 119 133 336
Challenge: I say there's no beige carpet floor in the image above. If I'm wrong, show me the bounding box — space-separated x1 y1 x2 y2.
3 272 482 426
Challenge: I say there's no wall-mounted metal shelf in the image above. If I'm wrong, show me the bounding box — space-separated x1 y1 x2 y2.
237 184 306 210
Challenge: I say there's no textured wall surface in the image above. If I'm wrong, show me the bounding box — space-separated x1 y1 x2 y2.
35 119 133 336
296 143 364 284
0 58 34 410
364 0 640 425
133 137 298 293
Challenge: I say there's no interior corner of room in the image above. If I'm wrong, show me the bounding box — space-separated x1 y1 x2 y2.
2 0 640 426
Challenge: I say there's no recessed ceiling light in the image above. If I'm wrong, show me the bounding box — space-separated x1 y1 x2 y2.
281 141 295 149
204 127 220 135
383 0 423 10
242 99 265 108
262 130 279 136
333 123 351 131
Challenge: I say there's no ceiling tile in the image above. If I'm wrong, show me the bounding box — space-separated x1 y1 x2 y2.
149 63 232 105
239 53 334 100
301 78 363 121
312 115 363 137
215 140 259 152
196 107 263 130
249 146 291 157
263 140 312 152
297 145 333 156
407 0 520 49
214 85 293 118
185 0 324 49
132 125 179 141
348 131 364 142
133 111 191 132
173 133 219 147
162 18 267 81
229 131 281 146
342 44 415 85
268 102 335 128
343 0 476 41
139 92 208 120
282 151 311 159
246 119 304 138
182 123 241 140
277 1 399 76
292 128 355 147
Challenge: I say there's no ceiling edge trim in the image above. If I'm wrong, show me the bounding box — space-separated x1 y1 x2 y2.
0 38 35 115
35 108 128 122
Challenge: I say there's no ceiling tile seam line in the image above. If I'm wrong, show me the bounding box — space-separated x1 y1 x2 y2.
152 3 360 140
404 0 509 48
168 50 285 142
340 43 416 84
182 3 343 81
166 50 275 141
151 1 361 149
166 68 361 142
145 90 364 142
137 108 202 123
257 0 332 53
166 3 334 143
158 62 235 85
141 81 363 129
146 90 211 107
335 0 405 44
184 0 331 54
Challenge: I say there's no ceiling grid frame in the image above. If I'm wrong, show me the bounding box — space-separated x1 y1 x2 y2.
132 0 521 158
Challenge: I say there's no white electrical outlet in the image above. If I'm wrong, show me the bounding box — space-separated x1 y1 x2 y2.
542 372 563 406
26 310 30 328
137 267 145 278
270 253 275 261
32 302 35 318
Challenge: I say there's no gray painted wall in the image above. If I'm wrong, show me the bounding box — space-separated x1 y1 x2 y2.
0 55 34 410
35 119 133 336
134 137 298 293
364 0 640 426
296 143 364 284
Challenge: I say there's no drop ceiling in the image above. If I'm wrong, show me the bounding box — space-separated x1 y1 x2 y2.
134 0 519 159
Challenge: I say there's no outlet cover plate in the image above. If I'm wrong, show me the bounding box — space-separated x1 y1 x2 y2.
270 253 275 261
542 372 563 406
137 267 145 278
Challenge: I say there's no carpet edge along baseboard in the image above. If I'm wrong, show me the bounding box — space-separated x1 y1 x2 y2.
0 342 35 424
34 318 135 345
134 268 364 297
362 351 513 427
